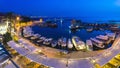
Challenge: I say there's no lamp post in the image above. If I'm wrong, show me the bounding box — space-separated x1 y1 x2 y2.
66 55 71 68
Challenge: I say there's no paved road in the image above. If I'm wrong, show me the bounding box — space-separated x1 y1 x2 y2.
7 36 120 68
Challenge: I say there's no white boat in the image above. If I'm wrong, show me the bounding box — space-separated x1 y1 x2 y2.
67 39 73 49
72 36 86 50
24 34 32 38
40 37 46 41
30 36 38 40
33 34 41 38
37 39 44 43
43 38 53 45
51 40 57 47
86 27 93 32
106 33 116 40
48 38 53 41
96 35 108 41
86 40 93 51
58 38 62 46
43 39 50 45
90 38 104 48
61 38 67 47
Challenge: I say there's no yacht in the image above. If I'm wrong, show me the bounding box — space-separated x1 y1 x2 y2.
40 37 46 41
33 34 41 38
67 39 73 49
58 38 62 46
37 39 44 43
90 38 104 48
30 36 38 40
36 37 46 44
43 39 50 45
51 40 57 47
72 36 86 50
43 38 53 45
86 27 93 32
106 33 116 40
48 38 53 41
96 35 108 40
24 34 32 38
86 40 93 51
61 38 67 47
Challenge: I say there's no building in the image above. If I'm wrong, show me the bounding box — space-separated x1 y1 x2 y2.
0 20 9 35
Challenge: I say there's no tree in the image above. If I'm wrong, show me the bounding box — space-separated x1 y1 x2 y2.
3 32 12 44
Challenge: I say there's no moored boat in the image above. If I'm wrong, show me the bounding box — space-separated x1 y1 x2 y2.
43 38 53 46
51 40 57 47
58 38 62 46
72 36 86 50
90 38 104 48
67 39 73 49
86 27 93 32
61 37 67 47
86 40 93 51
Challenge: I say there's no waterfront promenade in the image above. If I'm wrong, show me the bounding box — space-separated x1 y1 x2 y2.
7 35 120 68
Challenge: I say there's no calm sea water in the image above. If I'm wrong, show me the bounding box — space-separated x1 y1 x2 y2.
32 20 111 42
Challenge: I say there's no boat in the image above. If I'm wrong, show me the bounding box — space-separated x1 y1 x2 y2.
30 34 41 40
72 36 86 50
30 36 38 40
43 39 50 45
58 38 62 46
33 34 41 38
86 40 93 51
24 34 32 38
36 37 46 44
40 37 46 41
106 33 116 40
96 35 109 41
61 38 67 47
43 38 53 45
37 39 44 43
48 38 53 41
51 40 57 47
90 38 104 48
67 39 73 49
86 27 93 32
99 28 104 31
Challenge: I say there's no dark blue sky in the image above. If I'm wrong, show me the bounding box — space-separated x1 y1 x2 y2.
0 0 120 17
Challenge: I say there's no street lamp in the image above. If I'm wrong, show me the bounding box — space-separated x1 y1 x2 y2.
16 16 20 21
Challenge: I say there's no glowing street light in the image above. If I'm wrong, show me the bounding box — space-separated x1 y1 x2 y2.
16 16 20 21
40 18 43 23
